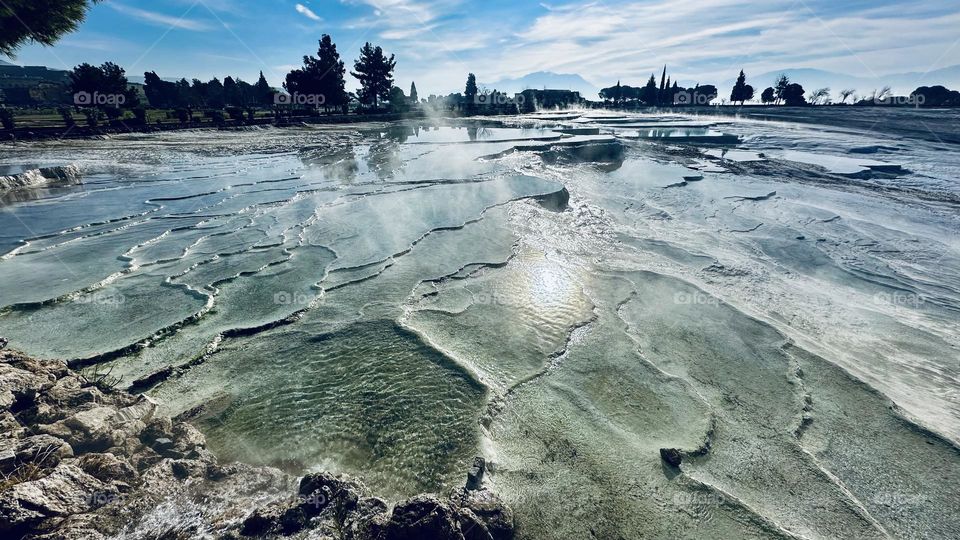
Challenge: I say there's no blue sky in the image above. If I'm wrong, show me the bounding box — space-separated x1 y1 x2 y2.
3 0 959 95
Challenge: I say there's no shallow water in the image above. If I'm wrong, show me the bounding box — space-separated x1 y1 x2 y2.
1 116 958 538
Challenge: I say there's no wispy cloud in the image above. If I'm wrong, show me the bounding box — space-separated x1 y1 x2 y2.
10 0 960 95
296 4 323 22
467 0 960 90
109 3 211 31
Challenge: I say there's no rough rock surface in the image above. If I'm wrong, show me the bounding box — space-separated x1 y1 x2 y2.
0 348 515 539
0 165 82 191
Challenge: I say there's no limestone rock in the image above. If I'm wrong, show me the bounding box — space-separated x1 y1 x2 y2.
0 448 16 472
0 349 517 540
459 508 495 540
169 458 205 480
79 453 137 483
660 448 683 467
385 495 464 540
139 416 173 444
240 503 285 537
113 395 158 424
0 464 115 535
459 489 514 540
466 456 486 491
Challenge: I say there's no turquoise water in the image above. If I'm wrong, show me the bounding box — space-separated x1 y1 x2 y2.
1 118 958 538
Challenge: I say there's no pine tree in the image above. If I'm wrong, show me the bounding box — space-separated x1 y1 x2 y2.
410 81 418 103
255 71 272 106
642 75 658 105
659 65 667 105
730 70 754 105
315 34 348 109
206 78 225 109
351 42 396 109
465 73 478 102
223 76 240 107
285 35 349 112
1 0 98 56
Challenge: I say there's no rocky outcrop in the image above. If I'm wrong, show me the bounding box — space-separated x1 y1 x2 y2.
0 347 515 540
659 448 683 467
0 165 82 191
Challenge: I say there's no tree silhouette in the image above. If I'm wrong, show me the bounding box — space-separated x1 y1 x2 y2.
694 84 718 105
782 83 806 106
315 35 348 109
808 87 830 105
911 85 960 107
876 86 892 103
658 66 667 105
255 71 273 106
69 62 137 108
176 79 195 109
761 87 776 104
838 89 855 104
730 70 755 105
465 73 479 103
641 75 658 105
205 78 225 108
0 0 100 56
144 71 190 108
223 76 240 107
410 81 418 104
774 74 790 104
286 34 349 111
389 86 408 113
69 63 102 96
351 42 396 109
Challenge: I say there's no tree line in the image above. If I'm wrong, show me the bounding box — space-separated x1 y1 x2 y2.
143 35 407 113
600 68 960 108
56 34 413 118
599 67 719 107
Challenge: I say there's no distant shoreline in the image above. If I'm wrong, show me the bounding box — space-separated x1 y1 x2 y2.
0 110 436 142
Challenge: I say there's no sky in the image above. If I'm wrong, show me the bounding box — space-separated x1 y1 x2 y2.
2 0 959 96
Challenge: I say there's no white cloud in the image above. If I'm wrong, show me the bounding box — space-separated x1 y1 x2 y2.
378 0 960 95
109 3 211 31
296 4 323 22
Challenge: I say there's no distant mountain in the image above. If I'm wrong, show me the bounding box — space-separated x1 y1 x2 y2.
480 71 600 99
723 65 960 97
